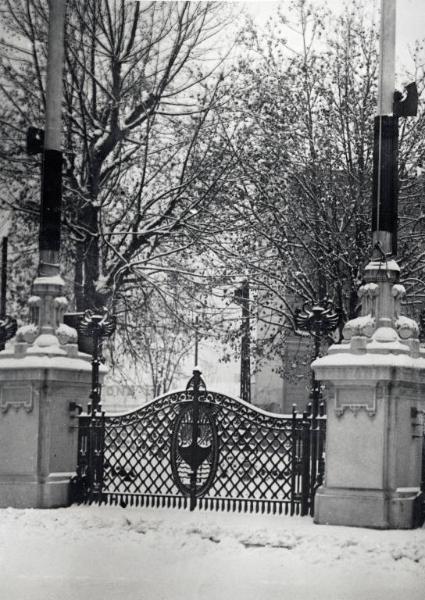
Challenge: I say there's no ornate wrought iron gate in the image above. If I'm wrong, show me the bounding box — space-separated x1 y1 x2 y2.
71 370 326 516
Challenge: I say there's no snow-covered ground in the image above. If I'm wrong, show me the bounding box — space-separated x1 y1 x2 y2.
0 505 424 600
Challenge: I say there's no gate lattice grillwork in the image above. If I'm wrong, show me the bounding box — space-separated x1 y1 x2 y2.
72 370 326 516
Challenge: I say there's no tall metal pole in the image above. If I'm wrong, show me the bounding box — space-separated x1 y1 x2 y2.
39 0 66 277
377 0 396 116
0 237 8 351
194 315 199 366
1 237 7 319
372 0 398 257
239 280 251 403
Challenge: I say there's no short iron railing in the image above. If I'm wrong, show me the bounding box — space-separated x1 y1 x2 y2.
71 370 326 516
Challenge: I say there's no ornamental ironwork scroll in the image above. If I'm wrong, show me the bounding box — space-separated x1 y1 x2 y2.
0 314 17 350
78 307 116 414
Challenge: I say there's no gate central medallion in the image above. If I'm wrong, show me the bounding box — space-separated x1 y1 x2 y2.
170 375 218 508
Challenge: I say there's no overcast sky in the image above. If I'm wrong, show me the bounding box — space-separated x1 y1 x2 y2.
238 0 425 82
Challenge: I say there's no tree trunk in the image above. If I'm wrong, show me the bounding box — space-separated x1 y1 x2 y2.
74 203 102 311
74 239 85 311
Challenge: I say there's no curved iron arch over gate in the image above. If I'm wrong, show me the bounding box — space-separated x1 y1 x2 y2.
72 369 326 516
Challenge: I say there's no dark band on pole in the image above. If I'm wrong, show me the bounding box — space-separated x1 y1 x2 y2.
39 148 63 252
1 237 7 318
371 115 398 256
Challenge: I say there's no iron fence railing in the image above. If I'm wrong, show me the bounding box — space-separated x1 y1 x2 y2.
71 371 326 516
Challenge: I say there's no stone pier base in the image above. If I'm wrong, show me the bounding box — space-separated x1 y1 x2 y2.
311 361 425 529
314 486 420 529
0 353 91 508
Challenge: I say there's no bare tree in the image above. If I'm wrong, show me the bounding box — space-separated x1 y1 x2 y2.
204 0 425 368
0 0 235 320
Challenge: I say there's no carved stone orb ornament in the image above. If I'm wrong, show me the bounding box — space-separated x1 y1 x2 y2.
55 323 78 346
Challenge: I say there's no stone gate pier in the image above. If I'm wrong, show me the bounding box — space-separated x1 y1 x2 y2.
0 274 92 508
0 0 96 509
313 258 425 528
